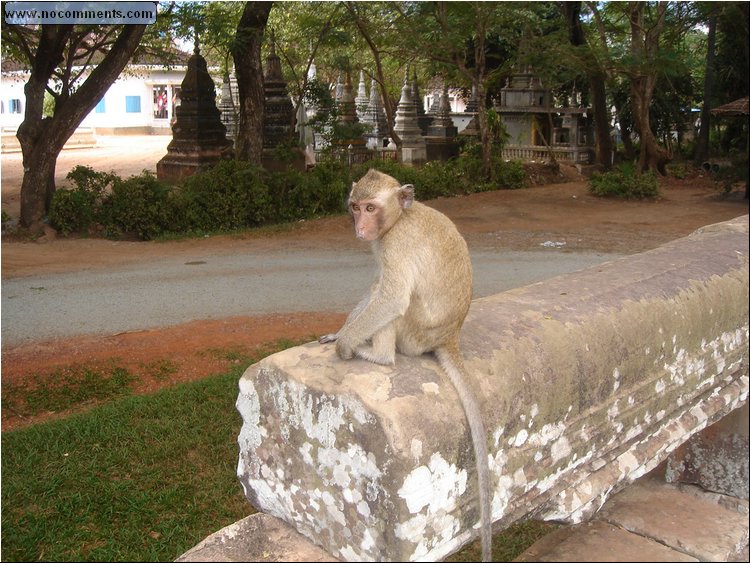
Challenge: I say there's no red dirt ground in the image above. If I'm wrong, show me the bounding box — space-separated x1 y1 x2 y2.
2 165 748 431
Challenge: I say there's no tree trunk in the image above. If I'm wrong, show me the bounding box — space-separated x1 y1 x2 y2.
590 72 613 167
694 11 716 166
611 96 636 160
475 80 493 180
629 2 670 175
472 10 492 180
17 24 146 230
232 1 273 164
561 2 613 169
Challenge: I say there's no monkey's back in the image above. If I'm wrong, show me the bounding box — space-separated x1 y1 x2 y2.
379 201 473 353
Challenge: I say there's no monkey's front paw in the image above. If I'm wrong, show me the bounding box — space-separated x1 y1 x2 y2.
335 338 355 360
318 333 338 344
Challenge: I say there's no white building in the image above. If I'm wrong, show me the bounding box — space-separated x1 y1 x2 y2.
1 58 191 140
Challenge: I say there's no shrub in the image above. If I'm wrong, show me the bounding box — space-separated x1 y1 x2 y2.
412 160 460 199
49 166 117 235
178 160 273 233
589 163 660 199
47 151 532 240
280 161 350 219
666 161 690 179
98 173 174 240
492 159 526 190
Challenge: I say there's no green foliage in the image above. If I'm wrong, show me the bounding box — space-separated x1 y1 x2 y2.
47 155 528 241
98 172 175 240
49 166 118 235
178 159 273 233
49 166 174 240
492 159 527 190
710 159 749 194
666 161 690 179
269 161 350 221
351 154 527 200
452 142 527 191
589 163 660 199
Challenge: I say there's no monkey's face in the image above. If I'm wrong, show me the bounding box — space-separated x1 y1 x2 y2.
348 169 414 241
349 199 386 241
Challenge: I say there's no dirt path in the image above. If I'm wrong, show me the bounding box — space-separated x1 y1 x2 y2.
1 154 748 431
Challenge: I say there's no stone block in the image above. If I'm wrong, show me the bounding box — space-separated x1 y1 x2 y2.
236 216 749 561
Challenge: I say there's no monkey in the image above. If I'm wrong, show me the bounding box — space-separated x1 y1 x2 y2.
319 168 492 562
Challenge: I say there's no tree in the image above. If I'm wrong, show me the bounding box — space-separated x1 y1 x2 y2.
344 1 403 148
232 1 273 163
693 6 716 166
394 1 521 179
560 1 614 169
268 1 344 144
711 2 749 157
2 23 147 230
628 2 672 174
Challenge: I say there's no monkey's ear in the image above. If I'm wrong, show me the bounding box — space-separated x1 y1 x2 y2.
398 184 415 209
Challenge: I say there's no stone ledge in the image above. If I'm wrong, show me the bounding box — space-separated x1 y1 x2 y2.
515 474 749 562
176 512 338 562
232 215 749 561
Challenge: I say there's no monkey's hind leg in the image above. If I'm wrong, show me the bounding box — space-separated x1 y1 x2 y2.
354 324 397 366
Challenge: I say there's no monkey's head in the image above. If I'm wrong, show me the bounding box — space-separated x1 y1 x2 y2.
348 169 414 241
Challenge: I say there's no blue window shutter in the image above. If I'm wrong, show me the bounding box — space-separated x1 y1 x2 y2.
125 96 141 113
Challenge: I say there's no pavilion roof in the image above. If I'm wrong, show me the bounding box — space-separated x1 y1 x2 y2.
710 96 749 117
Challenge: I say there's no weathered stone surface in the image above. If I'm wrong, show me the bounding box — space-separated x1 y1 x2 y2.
175 512 339 562
156 46 233 183
666 403 749 499
393 73 426 165
236 215 749 561
597 476 749 561
513 519 699 562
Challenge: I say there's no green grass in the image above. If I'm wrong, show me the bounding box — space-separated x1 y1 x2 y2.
1 339 556 561
1 366 251 562
446 519 560 562
2 361 137 418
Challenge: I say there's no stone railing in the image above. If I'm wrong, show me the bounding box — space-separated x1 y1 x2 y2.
314 147 398 167
179 215 748 562
502 144 592 164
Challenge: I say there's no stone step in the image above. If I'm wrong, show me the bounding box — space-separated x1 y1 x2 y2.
514 476 749 562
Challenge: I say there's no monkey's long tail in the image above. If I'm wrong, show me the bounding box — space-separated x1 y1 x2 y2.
435 345 492 563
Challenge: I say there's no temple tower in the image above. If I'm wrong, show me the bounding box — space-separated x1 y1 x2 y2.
393 70 426 166
156 43 233 183
361 78 390 150
261 35 305 170
355 70 369 119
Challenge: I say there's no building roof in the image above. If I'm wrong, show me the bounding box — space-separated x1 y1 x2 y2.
710 97 749 117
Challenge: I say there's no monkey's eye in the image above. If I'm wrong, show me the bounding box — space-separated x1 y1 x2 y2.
351 203 360 212
365 204 376 213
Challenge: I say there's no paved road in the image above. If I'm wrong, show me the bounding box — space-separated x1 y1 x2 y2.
2 135 623 347
1 246 623 347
